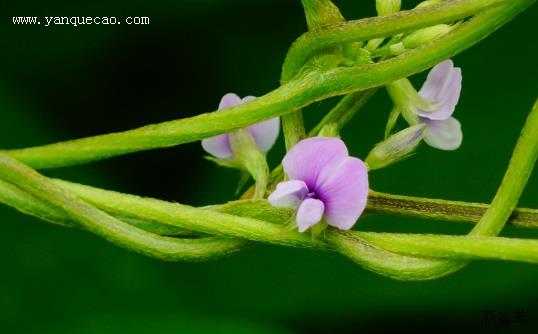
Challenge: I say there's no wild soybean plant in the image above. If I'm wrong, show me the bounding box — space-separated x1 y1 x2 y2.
1 0 538 281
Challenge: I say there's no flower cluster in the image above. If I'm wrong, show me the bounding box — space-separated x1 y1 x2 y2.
387 59 463 151
204 59 463 233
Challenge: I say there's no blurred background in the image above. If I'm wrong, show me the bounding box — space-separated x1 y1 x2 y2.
1 0 537 333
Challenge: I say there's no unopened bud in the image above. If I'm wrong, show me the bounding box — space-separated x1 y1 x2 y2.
302 0 344 29
366 124 426 170
376 0 401 16
415 0 443 9
318 123 339 137
403 24 454 49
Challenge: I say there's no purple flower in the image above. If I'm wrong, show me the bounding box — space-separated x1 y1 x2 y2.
416 59 463 150
201 93 280 159
268 138 369 232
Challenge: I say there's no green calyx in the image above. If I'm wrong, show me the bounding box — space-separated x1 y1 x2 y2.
366 124 427 170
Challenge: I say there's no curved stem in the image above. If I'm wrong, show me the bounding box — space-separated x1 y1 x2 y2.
279 0 345 151
3 157 538 280
5 1 532 169
354 232 538 264
0 154 248 261
3 93 538 279
48 178 538 269
0 177 196 237
281 0 515 81
331 96 538 279
471 98 538 235
0 0 534 281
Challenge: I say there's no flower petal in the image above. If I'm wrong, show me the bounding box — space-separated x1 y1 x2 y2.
418 59 454 101
268 180 309 208
423 117 463 150
296 198 325 232
248 118 280 152
316 157 369 230
282 137 348 189
219 93 242 109
201 134 233 159
418 66 462 121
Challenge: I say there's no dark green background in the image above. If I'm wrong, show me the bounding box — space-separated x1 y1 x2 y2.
1 1 537 333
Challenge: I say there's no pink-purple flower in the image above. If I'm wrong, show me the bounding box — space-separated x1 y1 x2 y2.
268 137 369 232
416 59 463 150
201 93 280 159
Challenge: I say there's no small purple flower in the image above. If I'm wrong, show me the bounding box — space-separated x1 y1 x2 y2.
416 59 463 150
268 137 369 232
201 93 280 159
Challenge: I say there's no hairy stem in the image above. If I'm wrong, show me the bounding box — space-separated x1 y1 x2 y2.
471 98 538 235
282 0 514 80
3 155 538 280
5 1 531 169
0 154 248 261
367 191 538 229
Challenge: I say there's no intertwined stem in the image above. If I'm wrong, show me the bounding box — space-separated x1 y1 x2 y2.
5 0 533 169
0 0 536 281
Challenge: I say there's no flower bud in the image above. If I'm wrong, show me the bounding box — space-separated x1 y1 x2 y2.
302 0 344 29
318 123 339 137
366 124 426 170
402 24 454 49
342 43 372 66
415 0 443 9
376 0 401 16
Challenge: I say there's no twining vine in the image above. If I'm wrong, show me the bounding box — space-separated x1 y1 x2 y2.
0 0 537 281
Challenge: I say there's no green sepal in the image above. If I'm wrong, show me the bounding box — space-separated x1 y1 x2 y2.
204 155 240 169
229 128 269 199
367 124 426 170
235 172 251 196
385 106 402 139
318 123 339 138
301 0 344 30
311 219 328 240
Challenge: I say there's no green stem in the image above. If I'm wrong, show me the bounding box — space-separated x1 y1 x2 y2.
0 177 196 237
0 0 535 281
471 98 538 235
6 1 531 169
4 159 538 280
281 0 515 80
41 177 538 267
5 174 538 238
367 191 538 229
281 112 306 151
354 232 538 264
0 164 447 280
310 89 378 135
0 154 248 261
3 94 538 278
280 0 345 150
330 97 538 279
